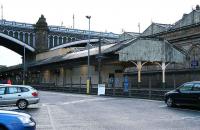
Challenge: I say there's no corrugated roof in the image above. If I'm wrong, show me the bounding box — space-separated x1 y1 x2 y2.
102 38 138 54
30 43 116 67
50 39 99 51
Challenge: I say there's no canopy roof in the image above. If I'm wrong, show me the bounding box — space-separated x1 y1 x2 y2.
118 38 185 63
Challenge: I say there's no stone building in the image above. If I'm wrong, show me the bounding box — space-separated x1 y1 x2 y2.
1 5 200 91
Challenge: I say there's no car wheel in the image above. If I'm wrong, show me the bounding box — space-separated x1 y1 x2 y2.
17 100 28 110
166 97 174 107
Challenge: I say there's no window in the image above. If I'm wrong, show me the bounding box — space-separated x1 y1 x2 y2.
193 84 200 91
0 88 5 95
7 87 18 94
20 87 29 92
179 83 193 91
17 87 22 93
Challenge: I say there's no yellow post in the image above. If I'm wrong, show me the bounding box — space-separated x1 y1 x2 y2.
138 70 141 83
86 79 90 94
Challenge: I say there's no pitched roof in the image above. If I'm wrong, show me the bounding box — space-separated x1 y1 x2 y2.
171 6 200 29
29 43 116 67
142 22 172 36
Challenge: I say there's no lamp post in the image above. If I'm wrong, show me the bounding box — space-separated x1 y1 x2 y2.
23 44 26 85
86 15 91 94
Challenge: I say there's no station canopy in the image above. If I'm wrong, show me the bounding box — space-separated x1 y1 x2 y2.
118 38 185 63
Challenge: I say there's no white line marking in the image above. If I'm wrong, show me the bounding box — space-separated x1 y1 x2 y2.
40 91 92 98
181 116 200 120
171 107 200 113
41 98 110 106
137 98 163 102
159 105 167 108
46 105 56 130
61 98 109 105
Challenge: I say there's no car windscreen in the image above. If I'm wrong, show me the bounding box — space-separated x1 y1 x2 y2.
179 83 193 91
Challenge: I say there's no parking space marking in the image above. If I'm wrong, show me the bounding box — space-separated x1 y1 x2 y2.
41 97 112 106
46 105 56 130
170 107 200 113
61 98 110 105
137 98 163 102
181 116 200 120
158 105 167 108
40 91 93 98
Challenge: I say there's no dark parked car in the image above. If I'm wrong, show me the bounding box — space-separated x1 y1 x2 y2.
164 81 200 107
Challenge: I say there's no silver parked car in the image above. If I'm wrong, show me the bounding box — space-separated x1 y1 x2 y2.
0 85 39 110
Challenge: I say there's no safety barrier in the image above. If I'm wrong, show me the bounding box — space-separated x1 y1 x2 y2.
32 83 170 100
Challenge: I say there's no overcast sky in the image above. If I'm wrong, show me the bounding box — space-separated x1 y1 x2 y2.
0 0 199 66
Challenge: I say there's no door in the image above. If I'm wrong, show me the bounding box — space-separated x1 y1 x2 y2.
175 83 194 105
4 87 20 105
0 87 6 105
191 83 200 106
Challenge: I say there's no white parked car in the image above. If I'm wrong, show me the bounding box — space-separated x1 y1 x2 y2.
0 84 39 110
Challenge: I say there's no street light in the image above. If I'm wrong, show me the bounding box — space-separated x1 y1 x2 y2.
86 15 91 94
23 43 26 85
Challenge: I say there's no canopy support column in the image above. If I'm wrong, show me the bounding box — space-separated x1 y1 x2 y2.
130 61 148 86
162 62 166 84
154 61 170 88
137 61 142 83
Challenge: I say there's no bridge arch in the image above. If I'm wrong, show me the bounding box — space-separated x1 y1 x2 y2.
0 32 35 56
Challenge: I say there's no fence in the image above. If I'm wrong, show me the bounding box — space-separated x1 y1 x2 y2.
32 82 170 100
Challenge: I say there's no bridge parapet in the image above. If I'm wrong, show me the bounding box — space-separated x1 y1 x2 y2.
0 19 119 39
0 19 34 29
48 25 119 39
0 18 119 51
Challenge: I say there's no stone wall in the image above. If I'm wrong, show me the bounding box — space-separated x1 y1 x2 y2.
40 64 124 87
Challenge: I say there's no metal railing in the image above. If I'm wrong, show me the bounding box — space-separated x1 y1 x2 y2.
0 20 34 29
32 83 170 100
48 25 119 38
0 19 119 39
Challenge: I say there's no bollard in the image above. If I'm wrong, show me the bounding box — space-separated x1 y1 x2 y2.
86 79 90 94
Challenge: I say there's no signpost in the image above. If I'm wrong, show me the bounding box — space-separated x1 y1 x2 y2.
191 60 198 68
98 84 105 95
124 76 129 92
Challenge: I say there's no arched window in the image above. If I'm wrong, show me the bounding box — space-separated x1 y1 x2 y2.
19 32 23 41
25 33 29 44
63 37 67 44
4 30 8 35
54 36 58 47
188 45 200 68
14 32 19 39
9 31 13 37
49 36 53 48
72 37 76 42
30 33 33 47
59 37 62 44
68 37 72 42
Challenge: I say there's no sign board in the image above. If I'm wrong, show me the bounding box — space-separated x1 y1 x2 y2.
124 76 129 92
98 84 105 95
191 60 198 68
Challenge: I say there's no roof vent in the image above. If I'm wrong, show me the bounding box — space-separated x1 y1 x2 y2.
196 5 200 10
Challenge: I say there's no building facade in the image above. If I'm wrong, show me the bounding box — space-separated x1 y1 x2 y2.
1 5 200 92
